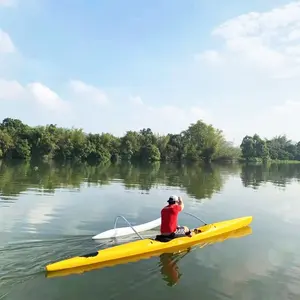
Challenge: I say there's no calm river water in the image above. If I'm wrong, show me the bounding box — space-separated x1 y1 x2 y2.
1 160 300 300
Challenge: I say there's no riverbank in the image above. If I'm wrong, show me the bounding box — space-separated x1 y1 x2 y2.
238 158 300 164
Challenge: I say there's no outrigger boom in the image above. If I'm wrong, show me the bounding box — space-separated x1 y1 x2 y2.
92 216 161 240
92 212 209 240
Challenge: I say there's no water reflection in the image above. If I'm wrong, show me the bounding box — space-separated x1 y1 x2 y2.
159 251 188 287
2 160 300 204
0 160 241 202
240 163 300 189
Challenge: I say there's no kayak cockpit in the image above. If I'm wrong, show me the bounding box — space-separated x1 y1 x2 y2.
154 228 203 243
154 235 175 243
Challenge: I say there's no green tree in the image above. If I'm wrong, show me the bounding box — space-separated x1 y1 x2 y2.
0 129 13 158
253 134 269 160
183 120 226 162
139 144 161 161
240 136 255 159
120 131 141 161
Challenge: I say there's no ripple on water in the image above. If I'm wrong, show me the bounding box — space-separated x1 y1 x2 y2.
0 235 115 297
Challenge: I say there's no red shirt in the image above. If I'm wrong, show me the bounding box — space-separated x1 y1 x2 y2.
160 204 182 234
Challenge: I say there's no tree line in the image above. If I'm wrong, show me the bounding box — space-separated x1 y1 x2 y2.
0 117 241 163
240 134 300 162
0 117 299 164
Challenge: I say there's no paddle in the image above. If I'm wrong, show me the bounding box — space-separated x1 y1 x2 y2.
183 212 208 225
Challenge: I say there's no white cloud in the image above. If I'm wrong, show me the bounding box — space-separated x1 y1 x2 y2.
69 80 109 105
27 82 69 112
191 1 300 142
0 79 25 100
198 1 300 78
194 50 223 65
126 96 211 134
129 95 143 105
273 99 300 114
0 78 113 132
0 29 16 53
0 0 16 7
243 98 300 141
287 28 300 41
190 107 209 119
0 78 212 137
0 79 69 114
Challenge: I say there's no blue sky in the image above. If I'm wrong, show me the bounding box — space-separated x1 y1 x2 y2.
0 0 300 144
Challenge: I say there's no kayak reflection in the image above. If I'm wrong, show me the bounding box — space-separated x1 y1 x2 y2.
159 249 190 287
46 226 252 279
158 224 253 287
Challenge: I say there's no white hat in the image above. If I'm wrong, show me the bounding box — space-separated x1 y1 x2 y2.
168 195 178 202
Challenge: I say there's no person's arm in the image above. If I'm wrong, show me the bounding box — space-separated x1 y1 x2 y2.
177 196 184 211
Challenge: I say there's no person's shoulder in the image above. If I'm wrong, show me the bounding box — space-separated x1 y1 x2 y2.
162 204 173 211
167 204 180 211
174 204 182 211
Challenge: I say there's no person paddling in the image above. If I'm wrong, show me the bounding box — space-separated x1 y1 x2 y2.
160 195 192 238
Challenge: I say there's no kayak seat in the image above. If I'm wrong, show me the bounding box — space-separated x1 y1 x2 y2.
154 234 175 242
80 251 99 258
155 229 201 242
154 232 190 242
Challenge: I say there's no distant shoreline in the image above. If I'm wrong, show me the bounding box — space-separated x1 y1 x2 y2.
0 117 299 164
238 158 300 164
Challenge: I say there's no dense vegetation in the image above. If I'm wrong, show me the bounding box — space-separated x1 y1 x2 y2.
0 118 240 163
0 117 299 164
240 134 300 162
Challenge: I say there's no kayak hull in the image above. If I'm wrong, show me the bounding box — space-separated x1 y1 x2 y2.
46 226 252 278
46 225 252 278
46 215 252 272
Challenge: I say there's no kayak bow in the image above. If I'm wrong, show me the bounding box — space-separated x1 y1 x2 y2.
45 215 252 272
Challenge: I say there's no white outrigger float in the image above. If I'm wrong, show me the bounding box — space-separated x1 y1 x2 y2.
92 216 161 240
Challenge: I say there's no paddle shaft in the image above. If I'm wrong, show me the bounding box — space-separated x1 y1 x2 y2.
183 212 208 225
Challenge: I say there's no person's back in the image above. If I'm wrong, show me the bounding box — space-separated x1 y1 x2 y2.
160 203 181 234
160 195 192 237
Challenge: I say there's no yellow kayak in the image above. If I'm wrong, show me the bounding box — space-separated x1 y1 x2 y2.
46 225 252 278
45 215 252 272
